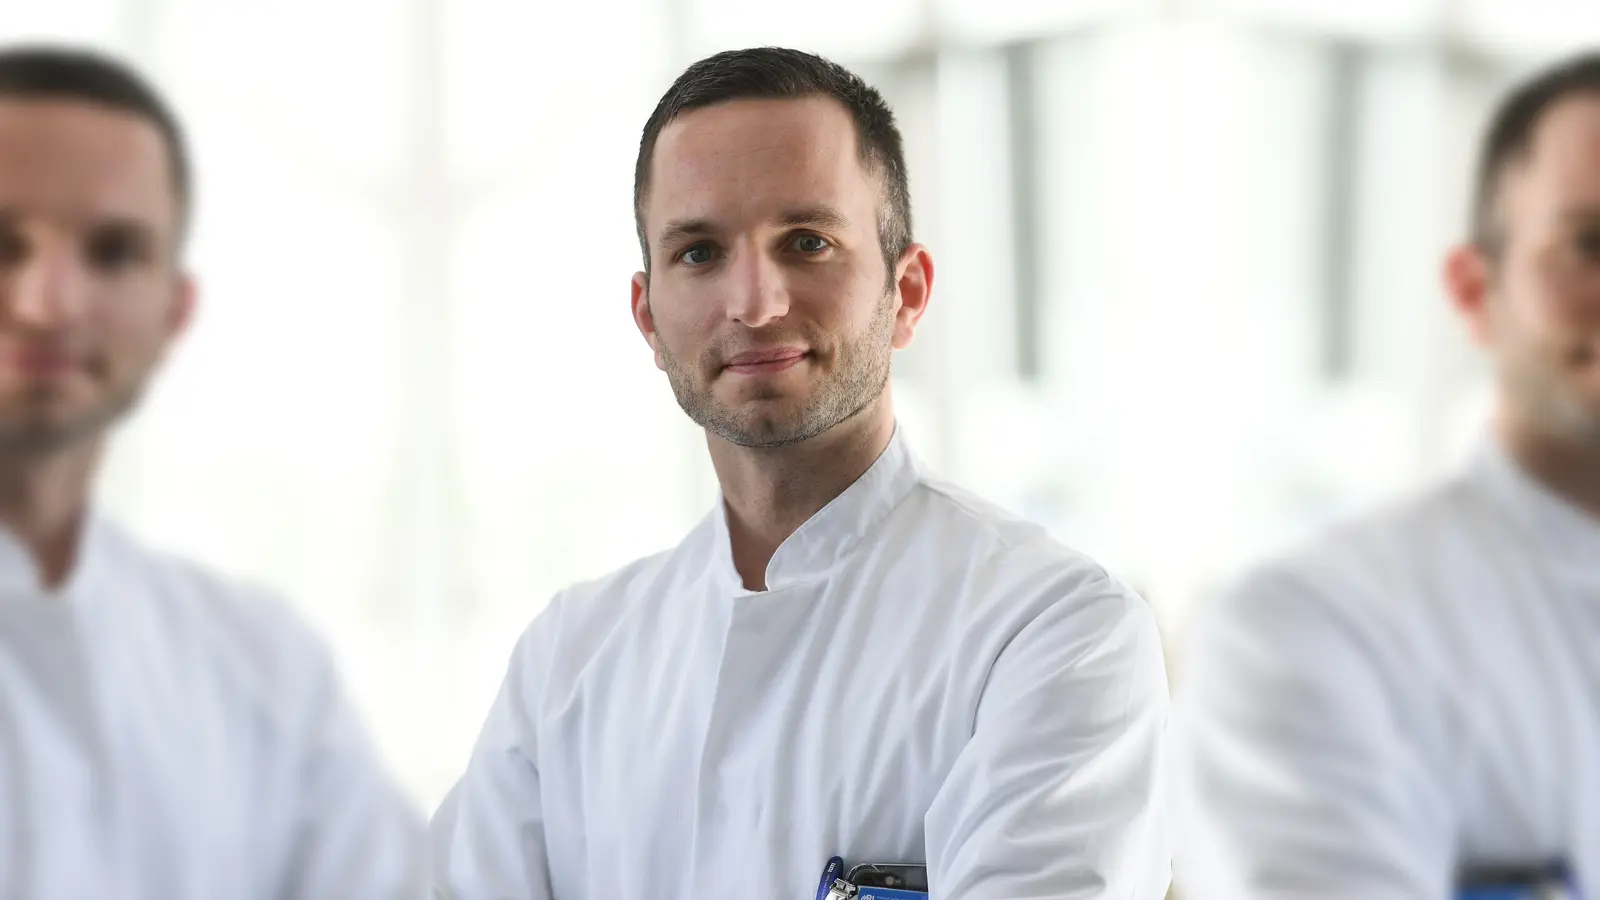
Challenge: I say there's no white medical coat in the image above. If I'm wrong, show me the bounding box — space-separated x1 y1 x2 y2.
1176 443 1600 898
0 514 424 899
434 429 1170 899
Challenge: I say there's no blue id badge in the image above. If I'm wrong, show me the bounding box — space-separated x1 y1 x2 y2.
815 860 929 899
1455 862 1582 900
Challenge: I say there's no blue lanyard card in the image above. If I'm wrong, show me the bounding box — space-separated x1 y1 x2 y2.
1456 862 1581 900
816 858 930 900
1457 888 1578 900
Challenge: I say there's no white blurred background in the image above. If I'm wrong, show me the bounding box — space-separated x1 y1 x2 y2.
2 0 1594 809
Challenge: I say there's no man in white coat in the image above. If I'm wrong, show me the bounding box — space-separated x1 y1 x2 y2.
432 47 1170 899
1176 52 1600 898
0 46 424 897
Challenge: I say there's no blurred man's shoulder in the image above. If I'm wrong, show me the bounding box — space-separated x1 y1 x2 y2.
95 518 344 720
1200 470 1496 648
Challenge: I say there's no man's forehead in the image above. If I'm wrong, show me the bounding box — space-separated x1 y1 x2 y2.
659 95 855 143
0 98 175 230
0 97 166 156
645 97 876 228
1524 95 1600 178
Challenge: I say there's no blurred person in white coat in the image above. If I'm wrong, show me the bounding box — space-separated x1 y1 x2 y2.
431 47 1170 900
0 45 423 898
1177 52 1600 898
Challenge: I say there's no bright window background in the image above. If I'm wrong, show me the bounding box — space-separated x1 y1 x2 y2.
0 0 1590 809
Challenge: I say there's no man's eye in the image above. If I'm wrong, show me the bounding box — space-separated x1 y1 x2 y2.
792 235 830 253
679 244 714 265
0 231 24 267
86 231 147 272
1575 227 1600 262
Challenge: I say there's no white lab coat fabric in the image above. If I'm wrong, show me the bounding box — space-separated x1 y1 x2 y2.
433 429 1170 899
0 514 425 900
1176 442 1600 898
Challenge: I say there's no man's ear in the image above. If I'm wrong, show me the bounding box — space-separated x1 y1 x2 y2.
890 244 934 351
1443 243 1495 348
631 271 666 371
171 272 196 335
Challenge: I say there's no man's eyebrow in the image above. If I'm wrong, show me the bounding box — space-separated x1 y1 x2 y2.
1559 206 1600 223
0 210 162 243
654 206 854 252
95 215 161 240
656 218 716 251
776 206 852 231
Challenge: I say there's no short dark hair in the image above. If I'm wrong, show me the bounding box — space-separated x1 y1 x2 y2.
633 47 913 278
0 44 191 233
1471 51 1600 255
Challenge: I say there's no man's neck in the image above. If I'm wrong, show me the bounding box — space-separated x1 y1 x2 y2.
1497 405 1600 522
711 399 896 591
0 441 100 590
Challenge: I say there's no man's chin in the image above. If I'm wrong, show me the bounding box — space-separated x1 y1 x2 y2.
0 405 128 456
1566 377 1600 427
1576 408 1600 445
710 417 817 450
0 427 95 455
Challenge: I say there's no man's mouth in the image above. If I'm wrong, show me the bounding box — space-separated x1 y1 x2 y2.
724 348 808 375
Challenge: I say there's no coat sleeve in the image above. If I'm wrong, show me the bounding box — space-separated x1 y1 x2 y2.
1172 565 1457 900
923 572 1171 900
268 620 428 900
430 601 562 900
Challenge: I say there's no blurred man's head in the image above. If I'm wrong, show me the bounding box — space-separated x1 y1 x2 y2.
0 45 194 457
1446 52 1600 445
629 48 932 450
